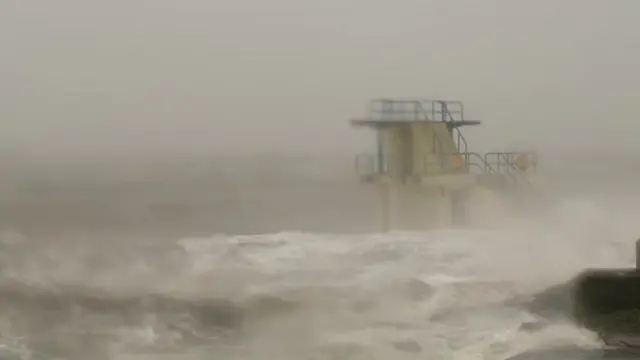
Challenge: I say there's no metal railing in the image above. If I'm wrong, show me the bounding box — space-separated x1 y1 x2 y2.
425 152 495 175
364 99 472 155
367 99 464 122
355 151 536 185
484 151 537 185
485 150 536 170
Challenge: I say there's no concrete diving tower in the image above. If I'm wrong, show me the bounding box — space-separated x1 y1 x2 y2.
351 98 536 231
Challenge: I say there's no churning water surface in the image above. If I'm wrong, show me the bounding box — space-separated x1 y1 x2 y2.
0 156 637 359
0 215 634 359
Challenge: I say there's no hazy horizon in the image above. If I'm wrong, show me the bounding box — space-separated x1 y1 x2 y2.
2 2 640 359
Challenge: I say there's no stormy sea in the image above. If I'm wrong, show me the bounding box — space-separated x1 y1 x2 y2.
0 153 638 359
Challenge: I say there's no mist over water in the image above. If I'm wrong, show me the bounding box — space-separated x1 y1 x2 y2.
2 0 640 358
0 154 634 359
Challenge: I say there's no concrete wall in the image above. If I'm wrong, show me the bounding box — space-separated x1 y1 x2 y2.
380 122 459 178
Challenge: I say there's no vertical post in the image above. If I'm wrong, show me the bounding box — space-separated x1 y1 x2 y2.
636 238 640 269
376 130 385 174
377 183 390 232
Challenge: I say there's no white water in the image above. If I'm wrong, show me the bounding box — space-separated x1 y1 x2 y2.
0 196 636 359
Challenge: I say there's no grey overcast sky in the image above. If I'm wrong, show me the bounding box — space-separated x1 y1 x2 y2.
0 0 638 156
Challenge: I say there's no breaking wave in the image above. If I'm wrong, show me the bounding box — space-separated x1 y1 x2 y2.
0 196 636 359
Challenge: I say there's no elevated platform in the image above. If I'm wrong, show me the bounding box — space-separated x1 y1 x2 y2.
352 98 482 126
351 119 481 129
349 98 537 230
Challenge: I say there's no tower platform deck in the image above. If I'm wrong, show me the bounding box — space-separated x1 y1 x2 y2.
350 119 481 128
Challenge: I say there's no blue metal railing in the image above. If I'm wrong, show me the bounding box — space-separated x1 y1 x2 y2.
367 99 464 122
367 99 470 154
355 151 536 185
